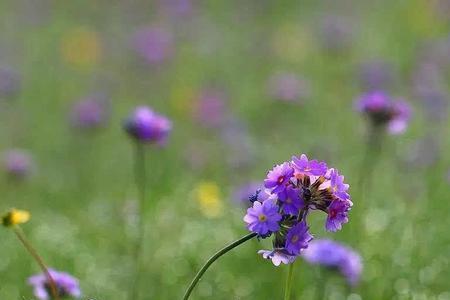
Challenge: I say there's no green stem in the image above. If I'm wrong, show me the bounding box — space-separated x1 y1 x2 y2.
182 232 257 300
284 261 296 300
13 226 60 300
129 143 147 300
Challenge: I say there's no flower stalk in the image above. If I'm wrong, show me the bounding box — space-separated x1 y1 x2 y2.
284 261 296 300
129 143 147 300
182 232 257 300
13 226 60 300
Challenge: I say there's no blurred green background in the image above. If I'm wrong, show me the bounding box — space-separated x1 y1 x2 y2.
0 0 449 299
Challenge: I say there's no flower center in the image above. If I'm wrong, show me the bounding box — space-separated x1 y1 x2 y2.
277 176 285 184
258 214 267 222
291 235 299 243
286 198 292 204
329 209 337 218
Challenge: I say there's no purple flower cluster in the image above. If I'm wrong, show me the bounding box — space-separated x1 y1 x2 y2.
302 239 363 286
356 91 411 135
244 154 352 266
124 106 172 145
28 269 81 300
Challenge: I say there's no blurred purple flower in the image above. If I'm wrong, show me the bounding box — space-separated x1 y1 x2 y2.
0 67 21 98
70 93 109 130
356 91 412 135
358 60 394 91
124 106 172 145
302 239 362 286
292 154 328 176
318 15 354 53
233 181 262 206
132 26 174 65
194 89 228 128
220 118 256 169
3 149 33 179
267 72 310 103
28 269 81 300
158 0 193 18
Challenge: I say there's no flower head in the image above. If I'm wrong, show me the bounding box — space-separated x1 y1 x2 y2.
267 72 310 103
28 269 81 300
0 67 21 98
3 149 34 179
2 208 30 227
302 239 362 286
70 93 109 129
243 200 281 236
356 91 412 135
245 154 352 265
124 106 172 144
132 26 173 65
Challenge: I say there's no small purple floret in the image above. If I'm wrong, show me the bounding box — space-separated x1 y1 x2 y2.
292 154 327 176
326 199 351 232
243 200 281 235
264 163 294 194
285 222 313 255
258 249 297 266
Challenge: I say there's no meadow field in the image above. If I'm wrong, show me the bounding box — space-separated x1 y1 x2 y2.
0 1 450 299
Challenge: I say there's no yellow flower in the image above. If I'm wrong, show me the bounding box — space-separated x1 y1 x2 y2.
2 209 30 227
195 181 223 218
60 27 102 68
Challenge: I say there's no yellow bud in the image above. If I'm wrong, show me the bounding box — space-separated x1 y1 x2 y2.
2 209 30 227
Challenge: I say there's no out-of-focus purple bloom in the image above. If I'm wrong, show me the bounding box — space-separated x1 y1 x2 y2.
388 100 411 135
0 67 21 98
243 200 281 235
124 106 172 145
358 60 394 91
356 91 412 135
285 221 313 255
292 154 327 176
233 182 262 206
415 86 448 122
194 89 228 129
132 26 173 65
264 162 294 194
70 93 109 129
267 72 310 103
3 149 33 179
318 15 354 53
326 199 351 232
28 269 81 299
158 0 193 18
302 239 363 286
245 154 352 265
258 249 296 266
279 185 304 215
